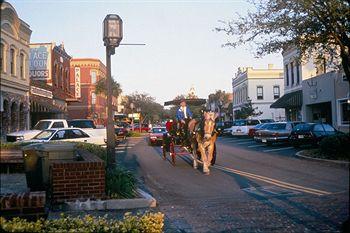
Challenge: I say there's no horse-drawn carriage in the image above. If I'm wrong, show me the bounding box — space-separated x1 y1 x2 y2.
162 98 217 174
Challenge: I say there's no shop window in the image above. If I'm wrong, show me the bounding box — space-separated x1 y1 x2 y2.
10 48 15 75
339 99 350 125
273 86 280 99
20 53 24 79
257 86 263 100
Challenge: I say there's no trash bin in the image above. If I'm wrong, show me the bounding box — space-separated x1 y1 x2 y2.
22 143 44 191
37 143 76 186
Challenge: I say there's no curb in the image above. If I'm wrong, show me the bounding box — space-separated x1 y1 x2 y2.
64 188 156 211
296 150 349 167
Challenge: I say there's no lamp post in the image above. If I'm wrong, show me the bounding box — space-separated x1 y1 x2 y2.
130 103 135 131
103 14 123 169
137 107 141 133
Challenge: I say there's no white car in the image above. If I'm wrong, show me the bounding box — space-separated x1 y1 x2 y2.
25 128 105 145
228 119 261 136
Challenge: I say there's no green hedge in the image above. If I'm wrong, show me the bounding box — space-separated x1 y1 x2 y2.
0 212 164 232
319 134 350 160
0 142 34 150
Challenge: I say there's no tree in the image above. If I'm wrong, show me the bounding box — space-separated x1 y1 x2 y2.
123 92 165 123
216 0 350 82
234 98 262 119
95 77 122 98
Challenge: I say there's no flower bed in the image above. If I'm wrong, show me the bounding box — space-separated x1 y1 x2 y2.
0 212 164 232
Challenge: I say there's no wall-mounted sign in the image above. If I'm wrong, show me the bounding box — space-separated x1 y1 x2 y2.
74 67 81 98
29 44 51 80
30 86 53 99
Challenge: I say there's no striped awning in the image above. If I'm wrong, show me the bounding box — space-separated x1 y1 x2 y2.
270 90 302 109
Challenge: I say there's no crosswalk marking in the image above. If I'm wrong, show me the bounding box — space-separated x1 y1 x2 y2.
263 147 294 152
247 144 265 148
235 141 255 145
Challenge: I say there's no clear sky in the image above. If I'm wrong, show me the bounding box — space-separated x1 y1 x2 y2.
10 0 282 105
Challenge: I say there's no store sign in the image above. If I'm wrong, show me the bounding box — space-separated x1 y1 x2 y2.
74 67 81 98
29 45 51 80
31 86 53 99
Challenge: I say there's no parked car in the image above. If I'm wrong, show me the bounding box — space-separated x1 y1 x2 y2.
253 123 272 142
229 119 261 136
257 122 302 145
131 123 149 132
115 127 128 142
148 127 167 146
249 123 269 137
216 121 233 136
25 128 105 145
289 123 339 147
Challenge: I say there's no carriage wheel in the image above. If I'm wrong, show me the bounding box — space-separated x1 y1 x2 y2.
211 143 217 165
170 141 176 165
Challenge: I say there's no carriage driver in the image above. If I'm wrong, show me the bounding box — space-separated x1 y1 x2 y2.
176 99 193 144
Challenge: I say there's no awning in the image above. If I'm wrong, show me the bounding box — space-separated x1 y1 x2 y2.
270 90 302 109
164 98 207 106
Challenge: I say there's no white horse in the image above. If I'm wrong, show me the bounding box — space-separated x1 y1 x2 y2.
188 112 218 175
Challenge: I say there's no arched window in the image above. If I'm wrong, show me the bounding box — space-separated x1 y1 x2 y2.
0 43 4 72
53 64 58 86
60 67 63 88
10 48 15 75
65 70 69 91
20 53 25 79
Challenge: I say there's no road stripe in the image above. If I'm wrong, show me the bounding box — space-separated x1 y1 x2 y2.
236 141 255 145
116 146 133 149
263 147 294 152
115 150 125 154
247 144 266 148
213 164 330 196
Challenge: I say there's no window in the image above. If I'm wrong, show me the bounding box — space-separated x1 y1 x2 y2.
91 71 97 84
60 67 64 88
70 129 89 138
52 130 67 140
10 48 15 75
257 86 263 100
296 62 300 84
313 124 324 132
66 70 70 91
322 124 335 132
54 64 58 87
52 122 64 128
92 92 96 104
285 64 289 86
0 43 4 72
20 53 24 78
291 62 294 85
273 86 280 99
339 99 350 125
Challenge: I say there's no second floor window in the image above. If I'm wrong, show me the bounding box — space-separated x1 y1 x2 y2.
92 92 96 104
291 62 294 85
91 71 97 84
273 86 280 99
257 86 263 100
10 48 15 75
20 53 24 78
296 62 300 84
0 43 4 72
285 64 289 86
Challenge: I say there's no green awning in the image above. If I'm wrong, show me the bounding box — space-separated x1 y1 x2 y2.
270 90 302 109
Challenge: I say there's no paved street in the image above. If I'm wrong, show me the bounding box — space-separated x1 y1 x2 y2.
118 136 349 233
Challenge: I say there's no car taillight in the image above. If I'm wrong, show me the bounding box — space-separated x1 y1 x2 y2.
272 133 279 137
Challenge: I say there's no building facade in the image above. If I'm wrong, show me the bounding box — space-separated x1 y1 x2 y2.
271 47 323 121
0 1 32 137
232 64 285 121
29 42 74 127
302 71 349 132
68 58 108 126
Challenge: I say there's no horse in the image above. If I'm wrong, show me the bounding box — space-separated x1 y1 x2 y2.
188 111 218 175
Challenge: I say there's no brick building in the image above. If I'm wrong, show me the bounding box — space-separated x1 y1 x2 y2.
68 58 109 126
1 1 32 137
29 42 75 127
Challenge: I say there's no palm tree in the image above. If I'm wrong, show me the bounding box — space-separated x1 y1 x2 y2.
95 77 122 98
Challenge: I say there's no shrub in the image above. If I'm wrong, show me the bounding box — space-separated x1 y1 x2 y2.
127 131 143 137
75 142 107 162
319 134 350 160
0 142 34 150
0 212 164 232
106 167 137 199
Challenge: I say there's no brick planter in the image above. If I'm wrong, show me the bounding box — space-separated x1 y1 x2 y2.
50 150 105 203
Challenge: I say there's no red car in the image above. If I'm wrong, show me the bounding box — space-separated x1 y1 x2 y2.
131 123 149 132
148 127 167 146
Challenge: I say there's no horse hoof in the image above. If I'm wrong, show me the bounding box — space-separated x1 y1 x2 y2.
193 165 198 169
204 171 210 175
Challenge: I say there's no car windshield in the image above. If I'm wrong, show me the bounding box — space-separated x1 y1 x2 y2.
254 124 264 129
260 123 270 129
68 120 96 128
33 130 56 140
233 120 246 126
33 121 51 130
266 123 286 130
152 128 166 133
293 123 313 131
260 119 274 123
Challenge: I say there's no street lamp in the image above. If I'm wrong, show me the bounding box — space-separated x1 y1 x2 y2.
137 107 141 133
103 14 123 169
130 103 135 131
